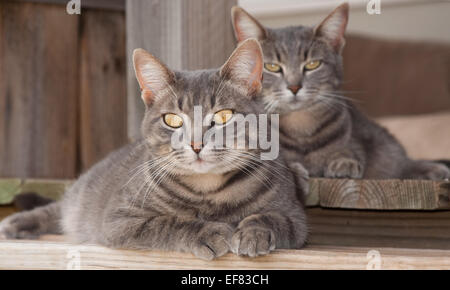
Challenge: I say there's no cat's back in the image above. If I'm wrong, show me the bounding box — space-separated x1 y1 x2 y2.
349 105 408 178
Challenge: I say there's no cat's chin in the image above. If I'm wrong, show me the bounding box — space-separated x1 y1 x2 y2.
183 160 221 174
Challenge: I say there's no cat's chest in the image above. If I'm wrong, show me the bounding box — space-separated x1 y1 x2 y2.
158 172 273 222
280 110 322 137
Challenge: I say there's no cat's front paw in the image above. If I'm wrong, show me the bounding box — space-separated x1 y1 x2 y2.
191 222 233 261
424 163 450 181
0 212 41 240
325 157 363 179
231 226 275 257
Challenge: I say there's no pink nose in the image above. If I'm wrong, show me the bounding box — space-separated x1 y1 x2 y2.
288 85 301 94
191 142 203 154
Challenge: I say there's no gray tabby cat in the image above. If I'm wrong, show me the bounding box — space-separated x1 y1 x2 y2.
0 39 308 260
231 3 450 180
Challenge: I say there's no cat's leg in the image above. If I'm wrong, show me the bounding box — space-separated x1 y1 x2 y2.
102 212 234 260
0 202 61 240
231 210 307 257
404 160 450 180
324 150 364 179
288 162 310 200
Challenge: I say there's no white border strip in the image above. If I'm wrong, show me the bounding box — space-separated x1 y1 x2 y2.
238 0 444 17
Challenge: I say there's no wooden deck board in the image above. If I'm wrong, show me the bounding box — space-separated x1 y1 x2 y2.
0 236 449 269
1 178 449 210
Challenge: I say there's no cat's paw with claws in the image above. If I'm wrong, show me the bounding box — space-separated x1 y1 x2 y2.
191 222 233 260
231 226 275 257
325 157 363 179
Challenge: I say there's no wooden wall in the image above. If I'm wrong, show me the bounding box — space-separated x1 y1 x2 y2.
0 1 127 179
343 35 450 117
126 0 237 140
1 1 448 179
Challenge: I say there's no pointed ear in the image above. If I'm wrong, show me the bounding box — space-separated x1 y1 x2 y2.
231 6 267 42
133 48 174 106
314 2 349 54
220 38 263 96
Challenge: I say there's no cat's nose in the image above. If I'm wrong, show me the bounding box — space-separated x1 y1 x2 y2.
191 142 203 154
288 85 301 95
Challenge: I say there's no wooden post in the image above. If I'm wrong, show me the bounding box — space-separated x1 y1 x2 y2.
126 0 237 140
0 2 79 179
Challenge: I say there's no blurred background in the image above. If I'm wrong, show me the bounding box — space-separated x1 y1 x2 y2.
0 0 449 180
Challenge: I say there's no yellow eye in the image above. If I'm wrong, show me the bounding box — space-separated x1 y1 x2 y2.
213 109 234 125
304 60 321 71
163 113 183 128
264 63 282 73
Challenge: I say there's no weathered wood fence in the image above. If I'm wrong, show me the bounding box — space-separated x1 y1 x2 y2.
1 0 449 180
0 0 128 179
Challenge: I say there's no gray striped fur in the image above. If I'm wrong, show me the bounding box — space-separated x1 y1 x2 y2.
0 40 308 260
232 4 450 180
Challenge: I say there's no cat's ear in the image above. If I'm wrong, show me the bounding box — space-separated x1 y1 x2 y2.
231 6 267 42
220 38 263 96
314 2 349 54
133 48 175 106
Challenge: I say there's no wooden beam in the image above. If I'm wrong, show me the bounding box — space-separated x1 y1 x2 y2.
1 178 449 210
126 0 237 140
0 2 79 179
79 9 128 171
0 237 449 269
307 208 450 250
309 178 450 210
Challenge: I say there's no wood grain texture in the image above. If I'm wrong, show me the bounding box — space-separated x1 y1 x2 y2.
308 208 450 250
1 178 449 210
0 2 79 178
310 178 450 210
2 208 450 253
0 237 449 269
126 0 237 140
79 10 127 171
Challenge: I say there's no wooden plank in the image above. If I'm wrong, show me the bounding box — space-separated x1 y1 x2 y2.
0 2 79 179
126 0 237 140
9 0 125 11
0 237 449 269
310 178 450 210
307 208 450 250
1 178 449 210
79 10 127 171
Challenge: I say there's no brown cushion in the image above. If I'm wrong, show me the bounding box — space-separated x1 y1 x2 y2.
376 112 450 160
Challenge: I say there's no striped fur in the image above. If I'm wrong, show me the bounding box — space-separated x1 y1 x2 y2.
0 40 308 260
232 4 450 180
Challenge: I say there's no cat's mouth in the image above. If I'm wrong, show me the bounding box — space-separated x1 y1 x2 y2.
190 161 216 173
184 158 218 174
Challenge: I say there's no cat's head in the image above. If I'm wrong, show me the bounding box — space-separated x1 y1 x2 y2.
133 39 268 175
232 3 349 113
